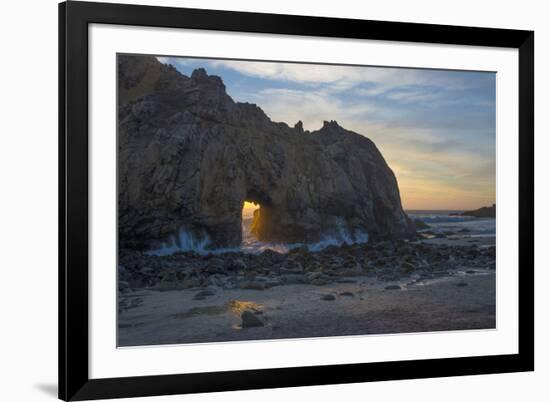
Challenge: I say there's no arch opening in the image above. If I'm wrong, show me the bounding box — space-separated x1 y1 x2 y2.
241 200 261 248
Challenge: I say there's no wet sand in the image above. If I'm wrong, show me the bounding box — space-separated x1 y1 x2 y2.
118 270 495 347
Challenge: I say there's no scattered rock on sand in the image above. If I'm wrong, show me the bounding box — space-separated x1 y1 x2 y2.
339 266 363 276
228 258 247 271
281 274 308 284
336 279 357 284
182 278 201 289
241 310 265 328
193 289 216 300
119 239 497 292
241 281 266 290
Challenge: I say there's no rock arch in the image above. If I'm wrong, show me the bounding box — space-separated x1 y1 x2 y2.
117 55 415 250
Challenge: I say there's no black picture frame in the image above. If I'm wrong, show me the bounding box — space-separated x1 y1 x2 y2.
59 1 534 400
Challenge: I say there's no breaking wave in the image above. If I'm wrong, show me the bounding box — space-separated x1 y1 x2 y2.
145 229 214 256
146 218 368 256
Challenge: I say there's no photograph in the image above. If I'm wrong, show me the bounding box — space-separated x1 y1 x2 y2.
117 54 497 347
0 0 541 400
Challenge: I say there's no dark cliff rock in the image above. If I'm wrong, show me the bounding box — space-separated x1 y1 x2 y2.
118 55 415 250
413 219 430 230
459 204 496 218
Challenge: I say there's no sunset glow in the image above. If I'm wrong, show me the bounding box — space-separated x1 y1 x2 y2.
242 201 259 219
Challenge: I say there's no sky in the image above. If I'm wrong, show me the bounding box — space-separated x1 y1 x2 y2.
157 56 496 211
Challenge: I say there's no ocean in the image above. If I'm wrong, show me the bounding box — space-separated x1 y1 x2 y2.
406 210 496 239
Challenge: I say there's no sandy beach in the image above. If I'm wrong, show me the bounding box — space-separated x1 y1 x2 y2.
118 249 495 346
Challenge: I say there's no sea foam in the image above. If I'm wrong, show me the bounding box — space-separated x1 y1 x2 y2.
146 218 369 256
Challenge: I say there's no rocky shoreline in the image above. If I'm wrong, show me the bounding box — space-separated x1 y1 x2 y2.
119 239 495 298
118 238 496 345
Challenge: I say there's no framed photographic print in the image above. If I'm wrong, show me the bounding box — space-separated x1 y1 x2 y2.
59 1 534 400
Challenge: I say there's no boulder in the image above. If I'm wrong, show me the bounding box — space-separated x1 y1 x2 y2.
241 310 265 328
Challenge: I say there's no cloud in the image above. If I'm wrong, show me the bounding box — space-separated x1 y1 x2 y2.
222 60 443 94
385 88 442 103
174 58 459 95
245 87 378 131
